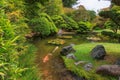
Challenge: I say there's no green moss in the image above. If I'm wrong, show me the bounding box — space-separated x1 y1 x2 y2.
48 39 65 45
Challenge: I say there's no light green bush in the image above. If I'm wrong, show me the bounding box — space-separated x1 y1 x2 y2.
31 13 58 37
52 15 67 28
61 15 79 31
76 21 91 34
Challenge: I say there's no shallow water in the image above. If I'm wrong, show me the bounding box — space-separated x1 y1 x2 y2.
34 35 88 80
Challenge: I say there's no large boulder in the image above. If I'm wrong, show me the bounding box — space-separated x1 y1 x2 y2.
96 65 120 76
60 45 76 56
90 45 106 59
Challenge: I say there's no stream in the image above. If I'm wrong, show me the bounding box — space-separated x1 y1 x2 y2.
34 35 88 80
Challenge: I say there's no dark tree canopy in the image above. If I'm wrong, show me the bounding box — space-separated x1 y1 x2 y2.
112 0 120 6
62 0 78 7
99 10 120 26
25 0 49 4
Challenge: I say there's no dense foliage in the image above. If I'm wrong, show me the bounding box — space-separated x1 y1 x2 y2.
61 15 79 31
0 0 39 80
99 5 120 33
62 0 78 7
71 5 91 22
45 0 64 16
76 21 91 34
65 5 96 22
112 0 120 6
52 15 66 28
101 30 120 42
31 13 58 37
104 20 118 33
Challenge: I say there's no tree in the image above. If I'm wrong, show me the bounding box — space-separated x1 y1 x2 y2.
62 0 78 7
112 0 120 6
99 5 120 33
45 0 64 16
71 5 92 22
24 0 49 5
88 10 96 21
104 20 118 33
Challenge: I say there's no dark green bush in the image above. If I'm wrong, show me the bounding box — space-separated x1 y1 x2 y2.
101 31 120 39
101 31 114 37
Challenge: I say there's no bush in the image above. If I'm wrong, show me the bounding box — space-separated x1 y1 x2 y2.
31 17 51 37
101 31 114 37
31 13 58 37
52 15 66 28
76 21 90 34
61 15 79 31
101 31 120 42
104 20 118 33
40 13 58 34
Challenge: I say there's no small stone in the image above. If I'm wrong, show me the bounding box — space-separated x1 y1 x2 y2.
66 53 76 60
84 63 93 71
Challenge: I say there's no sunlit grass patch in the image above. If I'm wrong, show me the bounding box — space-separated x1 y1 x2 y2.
63 42 120 80
74 43 120 63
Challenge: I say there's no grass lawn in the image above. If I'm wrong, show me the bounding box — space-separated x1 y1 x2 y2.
63 42 120 80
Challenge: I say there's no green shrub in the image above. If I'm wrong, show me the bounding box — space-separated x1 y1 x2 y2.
40 13 58 34
101 31 114 37
52 15 66 28
76 21 90 34
61 15 79 31
101 31 120 38
104 20 118 33
101 31 120 42
31 17 51 37
31 13 58 37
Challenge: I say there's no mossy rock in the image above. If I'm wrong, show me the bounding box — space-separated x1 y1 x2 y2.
48 39 65 45
58 36 73 39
